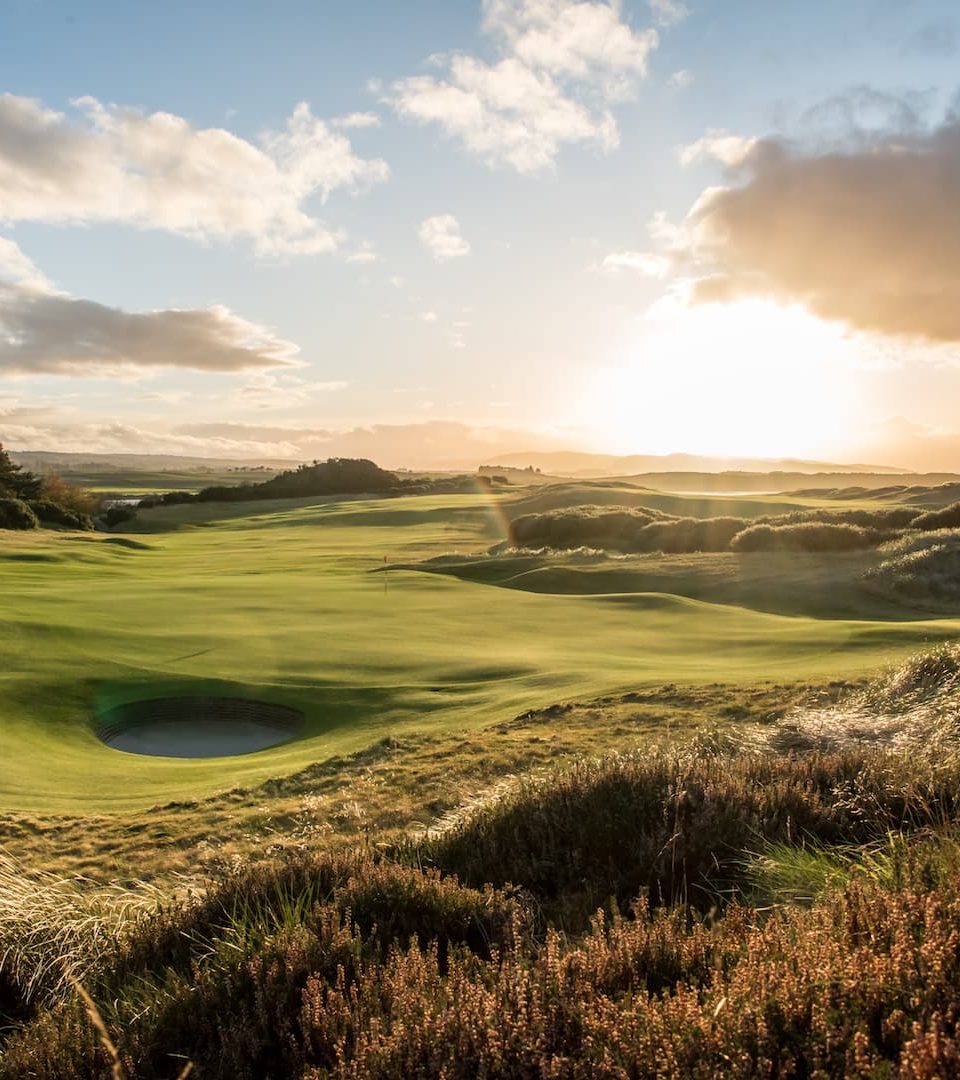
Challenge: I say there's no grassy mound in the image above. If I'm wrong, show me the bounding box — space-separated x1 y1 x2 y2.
769 644 960 753
863 530 960 605
504 505 909 555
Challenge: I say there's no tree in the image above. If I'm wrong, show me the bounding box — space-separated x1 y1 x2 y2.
0 443 42 501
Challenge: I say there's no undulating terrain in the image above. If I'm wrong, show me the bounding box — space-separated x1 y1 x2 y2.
4 470 960 1076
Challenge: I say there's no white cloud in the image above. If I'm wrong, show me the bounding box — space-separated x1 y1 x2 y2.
235 372 347 408
346 241 381 264
667 68 693 90
648 0 688 27
0 94 389 255
680 129 759 168
0 236 54 292
333 111 382 129
420 310 439 322
599 250 669 276
0 239 300 376
419 214 471 261
388 0 657 173
484 0 655 88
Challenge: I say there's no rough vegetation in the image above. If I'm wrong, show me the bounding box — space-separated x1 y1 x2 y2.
502 501 960 555
862 530 960 605
135 458 482 510
0 444 96 531
6 651 960 1076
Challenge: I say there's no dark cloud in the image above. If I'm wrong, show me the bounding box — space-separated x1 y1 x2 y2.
0 286 299 375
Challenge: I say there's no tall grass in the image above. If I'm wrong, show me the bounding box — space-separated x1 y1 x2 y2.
0 850 163 1012
767 644 960 754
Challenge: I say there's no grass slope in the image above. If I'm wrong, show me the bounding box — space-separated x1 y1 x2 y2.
1 488 957 813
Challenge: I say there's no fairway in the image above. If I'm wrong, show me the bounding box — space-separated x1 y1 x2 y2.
1 488 958 813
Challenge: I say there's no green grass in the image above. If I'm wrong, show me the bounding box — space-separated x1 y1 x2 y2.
1 487 958 814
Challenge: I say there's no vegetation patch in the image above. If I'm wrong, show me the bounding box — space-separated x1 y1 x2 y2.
0 444 96 532
502 503 921 555
6 651 960 1075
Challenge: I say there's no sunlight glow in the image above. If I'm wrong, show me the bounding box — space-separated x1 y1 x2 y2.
580 300 862 460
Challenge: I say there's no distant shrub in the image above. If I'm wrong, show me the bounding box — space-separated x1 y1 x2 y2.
911 501 960 531
507 504 914 556
510 506 668 551
761 506 918 529
635 515 747 553
102 506 137 528
0 497 38 531
863 529 960 604
244 457 399 500
36 473 101 518
28 500 93 531
731 521 884 552
136 491 194 509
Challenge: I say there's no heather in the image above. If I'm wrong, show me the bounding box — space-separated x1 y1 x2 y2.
6 651 960 1076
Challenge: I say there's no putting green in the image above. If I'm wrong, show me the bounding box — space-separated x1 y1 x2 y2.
1 488 957 813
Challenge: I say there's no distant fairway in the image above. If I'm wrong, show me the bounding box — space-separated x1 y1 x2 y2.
1 486 958 813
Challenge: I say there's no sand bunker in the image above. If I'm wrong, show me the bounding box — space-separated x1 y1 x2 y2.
98 696 304 758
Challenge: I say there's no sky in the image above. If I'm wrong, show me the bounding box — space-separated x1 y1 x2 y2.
2 0 960 470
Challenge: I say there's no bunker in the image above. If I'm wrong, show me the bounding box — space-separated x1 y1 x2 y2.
97 696 304 758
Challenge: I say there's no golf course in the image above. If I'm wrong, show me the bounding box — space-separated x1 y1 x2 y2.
2 480 958 814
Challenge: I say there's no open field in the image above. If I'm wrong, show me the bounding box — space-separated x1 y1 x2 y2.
1 482 959 815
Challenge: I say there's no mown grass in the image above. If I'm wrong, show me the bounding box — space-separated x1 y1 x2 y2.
2 487 955 813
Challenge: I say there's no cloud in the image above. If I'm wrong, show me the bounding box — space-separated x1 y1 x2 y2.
672 99 960 343
648 0 688 27
346 241 380 264
0 236 53 291
387 0 657 173
679 129 758 167
0 94 389 255
903 19 957 58
419 214 471 260
234 372 347 408
0 413 573 470
169 419 569 468
0 237 299 376
599 250 669 276
333 111 383 128
667 68 693 90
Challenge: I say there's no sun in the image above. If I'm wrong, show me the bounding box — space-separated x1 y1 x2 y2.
581 299 863 461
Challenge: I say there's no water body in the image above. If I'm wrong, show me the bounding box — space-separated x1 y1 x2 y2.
98 697 303 759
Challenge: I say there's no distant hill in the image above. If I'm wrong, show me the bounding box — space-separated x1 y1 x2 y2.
482 451 908 478
10 450 300 472
616 471 960 494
